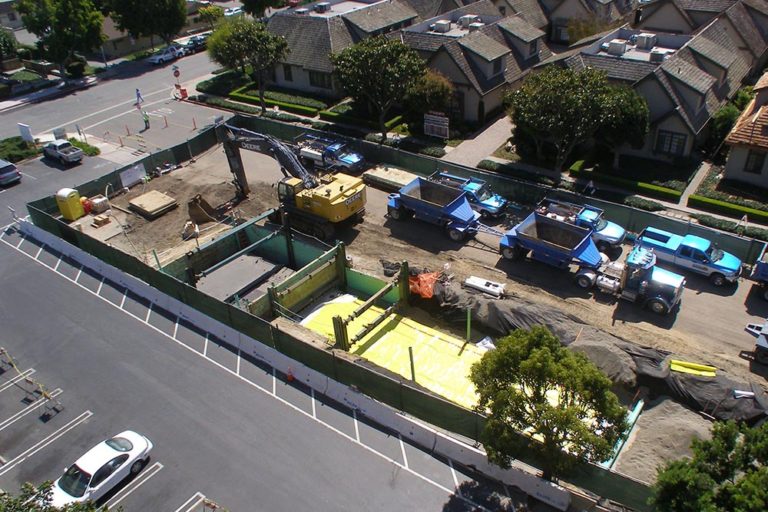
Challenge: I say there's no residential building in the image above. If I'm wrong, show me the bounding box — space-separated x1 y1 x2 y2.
634 0 738 34
541 0 636 43
492 0 548 29
724 72 768 187
564 17 759 162
0 0 21 30
398 0 552 122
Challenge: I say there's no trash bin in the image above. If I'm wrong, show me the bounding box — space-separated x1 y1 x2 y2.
180 88 188 99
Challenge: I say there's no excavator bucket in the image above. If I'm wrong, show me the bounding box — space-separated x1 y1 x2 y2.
188 194 218 224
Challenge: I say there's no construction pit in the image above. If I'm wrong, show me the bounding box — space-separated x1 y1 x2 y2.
60 142 768 490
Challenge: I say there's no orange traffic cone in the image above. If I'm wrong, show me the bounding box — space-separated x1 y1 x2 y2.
286 367 295 382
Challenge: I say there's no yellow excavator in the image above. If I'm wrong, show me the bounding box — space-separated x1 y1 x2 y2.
216 124 367 240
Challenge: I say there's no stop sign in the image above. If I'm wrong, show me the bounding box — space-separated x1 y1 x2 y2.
173 69 180 78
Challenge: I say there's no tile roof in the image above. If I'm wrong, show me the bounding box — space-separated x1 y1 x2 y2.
726 98 768 147
398 30 450 51
661 56 717 94
503 0 549 29
676 0 738 12
563 53 658 83
267 14 355 73
342 0 417 33
688 31 736 68
459 31 512 61
723 2 768 58
755 72 768 90
497 15 545 42
402 0 462 20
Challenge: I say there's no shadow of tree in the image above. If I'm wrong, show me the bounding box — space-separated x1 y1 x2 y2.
442 480 528 512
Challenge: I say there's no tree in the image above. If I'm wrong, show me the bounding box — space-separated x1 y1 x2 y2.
199 5 224 30
18 0 104 77
707 104 740 154
404 69 453 127
507 67 609 171
595 85 649 167
207 18 288 113
651 421 768 512
108 0 186 46
332 37 425 140
469 326 628 481
0 28 17 60
241 0 282 18
0 481 109 511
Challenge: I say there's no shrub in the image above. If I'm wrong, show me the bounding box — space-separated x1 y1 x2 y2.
687 194 768 225
570 167 682 201
66 60 86 79
691 214 768 242
0 136 39 162
0 83 9 100
262 89 328 110
418 146 446 158
624 196 665 211
67 138 100 156
196 71 251 96
229 88 319 116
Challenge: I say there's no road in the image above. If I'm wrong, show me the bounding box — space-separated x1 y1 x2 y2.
0 225 522 511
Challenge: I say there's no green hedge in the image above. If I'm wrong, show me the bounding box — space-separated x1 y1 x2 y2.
229 88 319 116
687 194 768 225
190 95 304 123
261 89 328 110
570 166 682 202
195 71 251 96
691 214 768 242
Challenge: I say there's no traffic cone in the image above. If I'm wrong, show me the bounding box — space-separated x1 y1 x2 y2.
286 367 295 382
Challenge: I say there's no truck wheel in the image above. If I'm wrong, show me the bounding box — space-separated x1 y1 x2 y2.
709 273 726 287
447 227 465 242
480 210 490 220
646 299 669 315
501 246 525 261
388 206 404 220
575 274 594 289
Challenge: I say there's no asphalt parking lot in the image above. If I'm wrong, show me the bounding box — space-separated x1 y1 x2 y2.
0 224 529 511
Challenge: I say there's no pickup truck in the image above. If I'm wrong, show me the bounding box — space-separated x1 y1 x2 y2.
636 227 742 286
429 172 508 218
43 140 84 165
295 134 366 174
536 197 626 251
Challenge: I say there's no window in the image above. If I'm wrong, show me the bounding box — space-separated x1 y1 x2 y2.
655 130 687 156
528 40 538 57
679 246 693 258
492 58 502 75
309 71 333 89
745 150 766 174
283 64 292 82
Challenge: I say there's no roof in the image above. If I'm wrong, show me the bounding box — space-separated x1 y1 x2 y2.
458 31 511 61
342 0 417 33
564 53 659 83
687 33 736 68
402 0 462 20
676 0 738 12
662 55 717 95
497 15 545 42
267 14 355 73
755 73 768 90
726 99 768 147
502 0 548 29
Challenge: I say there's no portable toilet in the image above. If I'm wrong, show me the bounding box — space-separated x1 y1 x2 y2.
56 188 85 221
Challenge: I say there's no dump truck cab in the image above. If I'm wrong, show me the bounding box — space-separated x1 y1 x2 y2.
430 172 508 218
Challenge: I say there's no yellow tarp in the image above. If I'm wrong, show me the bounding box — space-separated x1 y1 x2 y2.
301 295 483 408
670 359 717 377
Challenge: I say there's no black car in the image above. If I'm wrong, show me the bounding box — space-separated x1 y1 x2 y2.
184 35 208 54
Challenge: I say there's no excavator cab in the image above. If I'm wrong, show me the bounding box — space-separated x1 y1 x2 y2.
277 177 304 203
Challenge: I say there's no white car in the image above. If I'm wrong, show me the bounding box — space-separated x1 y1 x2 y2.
224 6 243 16
49 431 153 508
147 46 181 64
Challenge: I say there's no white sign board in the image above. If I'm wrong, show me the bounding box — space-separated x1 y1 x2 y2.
52 127 67 140
424 113 449 139
18 123 33 142
120 163 147 188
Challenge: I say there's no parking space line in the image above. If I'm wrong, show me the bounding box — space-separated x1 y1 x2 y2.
399 434 409 469
145 303 153 323
203 333 209 357
0 234 490 511
34 244 44 259
311 388 316 418
96 277 104 295
449 459 461 495
0 388 63 431
19 172 38 180
120 290 127 308
0 368 35 393
236 348 241 375
104 461 163 509
172 318 179 340
53 256 62 271
75 265 83 282
0 410 93 477
15 236 24 249
173 492 206 512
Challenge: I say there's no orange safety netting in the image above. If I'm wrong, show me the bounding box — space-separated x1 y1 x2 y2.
408 272 441 298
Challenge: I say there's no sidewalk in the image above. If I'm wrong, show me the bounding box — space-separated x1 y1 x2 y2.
441 115 512 167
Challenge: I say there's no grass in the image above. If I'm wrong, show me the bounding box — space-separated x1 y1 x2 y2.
0 136 40 163
695 166 768 213
68 138 100 157
492 141 521 162
9 69 43 82
196 70 251 96
123 49 154 62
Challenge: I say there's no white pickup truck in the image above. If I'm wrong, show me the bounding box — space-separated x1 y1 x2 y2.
43 139 84 165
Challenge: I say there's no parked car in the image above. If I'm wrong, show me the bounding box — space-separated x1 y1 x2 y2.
43 139 84 165
183 35 208 54
147 46 181 64
49 431 153 508
224 6 243 16
0 158 21 186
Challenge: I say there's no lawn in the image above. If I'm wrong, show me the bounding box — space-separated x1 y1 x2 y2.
9 69 43 82
0 136 39 163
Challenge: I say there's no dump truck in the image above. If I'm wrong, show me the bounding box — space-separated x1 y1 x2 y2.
500 213 685 314
387 177 480 242
294 133 366 174
216 124 366 241
536 197 625 251
428 171 508 218
636 227 742 286
749 242 768 301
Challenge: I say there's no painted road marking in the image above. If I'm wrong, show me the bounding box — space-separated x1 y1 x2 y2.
34 244 44 259
53 256 62 272
0 235 494 510
104 461 164 509
145 303 153 323
311 388 316 418
173 492 206 512
15 236 24 249
0 410 93 476
449 459 461 496
203 333 209 357
75 265 83 282
120 290 127 309
172 318 179 340
399 434 409 470
272 367 276 395
0 388 63 431
19 172 38 180
96 277 104 295
236 348 241 375
0 368 35 393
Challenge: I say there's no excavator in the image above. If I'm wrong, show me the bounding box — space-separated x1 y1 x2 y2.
215 123 367 240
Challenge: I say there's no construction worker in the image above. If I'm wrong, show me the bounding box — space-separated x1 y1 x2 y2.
142 110 150 130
